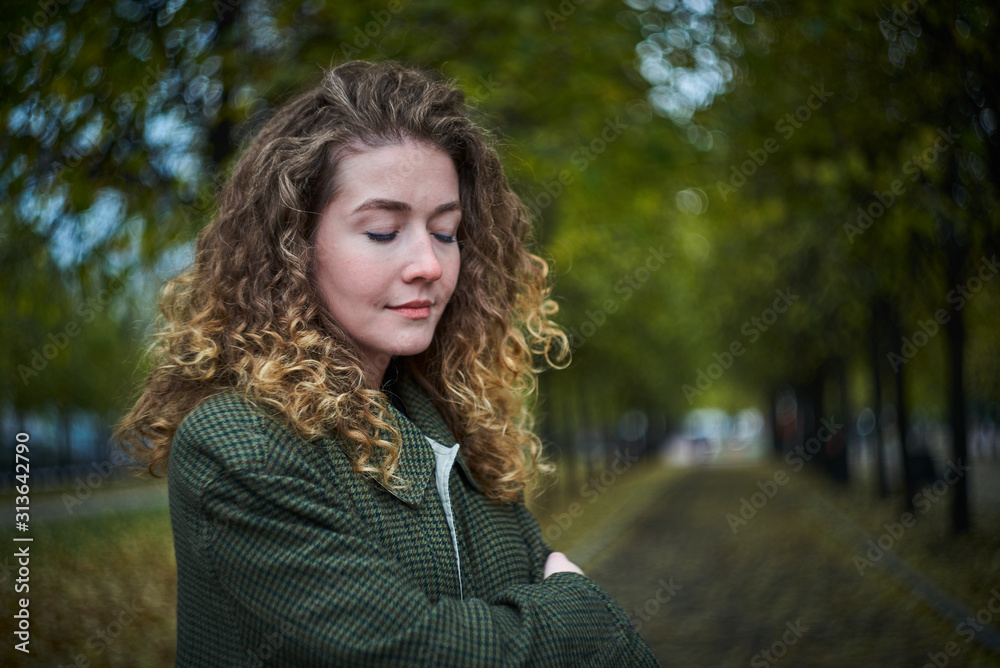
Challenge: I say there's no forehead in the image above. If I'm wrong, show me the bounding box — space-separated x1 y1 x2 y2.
334 141 459 202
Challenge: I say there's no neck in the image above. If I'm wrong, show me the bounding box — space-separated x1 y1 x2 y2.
366 353 396 390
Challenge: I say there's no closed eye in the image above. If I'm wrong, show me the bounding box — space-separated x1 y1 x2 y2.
365 231 397 242
433 233 457 243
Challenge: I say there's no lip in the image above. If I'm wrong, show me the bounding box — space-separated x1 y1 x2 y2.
387 300 433 319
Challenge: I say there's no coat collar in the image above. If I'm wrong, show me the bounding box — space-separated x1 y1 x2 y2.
368 370 483 505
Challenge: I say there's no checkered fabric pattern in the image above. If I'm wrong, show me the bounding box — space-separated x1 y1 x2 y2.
168 371 658 666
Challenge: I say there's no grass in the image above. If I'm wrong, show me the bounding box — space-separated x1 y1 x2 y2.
1 505 176 667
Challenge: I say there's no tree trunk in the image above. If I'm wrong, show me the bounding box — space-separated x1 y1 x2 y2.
945 248 970 533
802 371 825 474
890 314 914 512
831 357 850 484
770 386 783 458
871 310 888 498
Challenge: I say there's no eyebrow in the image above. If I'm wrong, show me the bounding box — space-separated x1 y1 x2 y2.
351 198 462 216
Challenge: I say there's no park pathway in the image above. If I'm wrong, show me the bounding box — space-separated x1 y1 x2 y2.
581 466 1000 667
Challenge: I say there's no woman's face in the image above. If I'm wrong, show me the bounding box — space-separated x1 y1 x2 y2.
313 140 462 383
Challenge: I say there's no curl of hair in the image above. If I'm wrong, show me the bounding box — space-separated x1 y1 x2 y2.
115 61 569 503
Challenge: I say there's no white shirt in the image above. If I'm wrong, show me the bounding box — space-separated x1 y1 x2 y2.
426 436 463 599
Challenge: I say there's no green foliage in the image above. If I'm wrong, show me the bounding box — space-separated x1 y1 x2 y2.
2 0 998 445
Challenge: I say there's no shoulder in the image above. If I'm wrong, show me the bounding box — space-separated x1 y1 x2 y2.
170 390 335 482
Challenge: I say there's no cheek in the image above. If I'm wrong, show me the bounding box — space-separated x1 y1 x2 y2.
318 252 379 307
443 254 462 298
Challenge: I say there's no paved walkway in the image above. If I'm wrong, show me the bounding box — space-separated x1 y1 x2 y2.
582 466 1000 667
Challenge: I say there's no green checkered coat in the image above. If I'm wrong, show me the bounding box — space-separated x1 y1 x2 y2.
168 371 658 666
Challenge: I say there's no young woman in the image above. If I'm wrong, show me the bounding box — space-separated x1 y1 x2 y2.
117 60 657 666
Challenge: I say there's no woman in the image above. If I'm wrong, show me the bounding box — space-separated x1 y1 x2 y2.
117 60 657 666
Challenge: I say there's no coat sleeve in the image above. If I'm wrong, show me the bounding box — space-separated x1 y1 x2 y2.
512 502 552 584
173 412 658 667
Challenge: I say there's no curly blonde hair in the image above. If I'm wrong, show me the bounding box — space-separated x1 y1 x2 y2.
115 61 568 503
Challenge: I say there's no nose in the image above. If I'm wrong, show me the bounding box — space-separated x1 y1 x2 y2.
401 232 443 283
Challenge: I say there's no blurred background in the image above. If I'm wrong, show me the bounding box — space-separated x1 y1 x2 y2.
2 0 999 665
